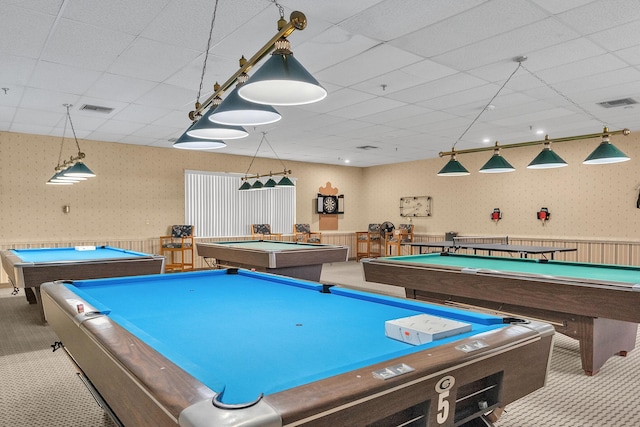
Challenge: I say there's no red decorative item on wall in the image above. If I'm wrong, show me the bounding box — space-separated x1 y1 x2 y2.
537 207 550 225
491 208 502 222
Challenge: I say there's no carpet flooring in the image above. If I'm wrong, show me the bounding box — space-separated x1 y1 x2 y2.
0 261 638 426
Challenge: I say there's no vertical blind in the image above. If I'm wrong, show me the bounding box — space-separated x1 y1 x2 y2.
185 170 296 238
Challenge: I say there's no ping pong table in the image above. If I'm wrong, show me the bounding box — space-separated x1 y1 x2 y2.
403 236 576 260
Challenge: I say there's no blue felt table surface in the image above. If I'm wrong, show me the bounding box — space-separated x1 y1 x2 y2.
66 269 505 404
12 246 152 263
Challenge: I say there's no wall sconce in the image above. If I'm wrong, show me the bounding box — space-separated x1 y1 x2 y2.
63 205 70 214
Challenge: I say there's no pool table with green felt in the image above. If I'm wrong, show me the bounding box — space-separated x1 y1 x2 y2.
41 269 553 427
196 240 349 281
363 252 640 376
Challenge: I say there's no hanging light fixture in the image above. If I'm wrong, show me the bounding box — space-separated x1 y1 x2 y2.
184 4 323 140
237 11 326 106
208 58 281 126
46 104 96 185
238 132 294 190
184 86 249 142
583 127 630 165
438 57 525 176
479 143 515 173
527 136 568 169
438 55 632 174
437 152 470 176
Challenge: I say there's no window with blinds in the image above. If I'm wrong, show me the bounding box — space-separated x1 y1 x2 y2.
185 170 296 238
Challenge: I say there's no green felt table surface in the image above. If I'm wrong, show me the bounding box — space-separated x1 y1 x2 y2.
384 253 640 284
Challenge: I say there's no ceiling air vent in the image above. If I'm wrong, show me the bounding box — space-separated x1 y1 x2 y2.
356 145 379 150
80 104 114 114
597 98 637 108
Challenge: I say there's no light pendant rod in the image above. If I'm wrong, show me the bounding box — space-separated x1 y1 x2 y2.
242 169 292 181
439 127 631 158
189 11 307 120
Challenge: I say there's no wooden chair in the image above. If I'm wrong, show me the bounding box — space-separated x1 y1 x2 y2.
251 224 282 240
356 224 382 260
293 224 322 244
160 225 195 272
385 223 414 256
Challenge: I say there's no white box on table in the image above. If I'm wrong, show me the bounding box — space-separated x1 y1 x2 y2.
385 313 472 345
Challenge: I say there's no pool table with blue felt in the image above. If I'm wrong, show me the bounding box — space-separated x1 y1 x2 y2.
196 240 349 281
362 253 640 376
1 246 165 322
41 269 553 427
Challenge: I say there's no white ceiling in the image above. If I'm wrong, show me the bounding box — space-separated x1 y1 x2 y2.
1 0 640 167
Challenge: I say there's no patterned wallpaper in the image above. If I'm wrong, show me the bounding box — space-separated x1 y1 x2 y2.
361 132 640 240
1 130 638 244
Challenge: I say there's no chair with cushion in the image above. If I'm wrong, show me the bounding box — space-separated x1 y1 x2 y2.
160 225 195 272
293 224 322 244
385 223 414 256
356 223 382 260
251 224 282 240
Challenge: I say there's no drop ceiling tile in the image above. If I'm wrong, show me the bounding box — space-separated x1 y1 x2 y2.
12 107 61 127
557 0 640 35
329 96 406 119
431 18 581 71
19 87 81 111
313 43 422 87
297 87 375 114
94 119 146 135
84 74 158 103
134 83 197 110
296 27 380 73
359 104 433 125
0 54 37 86
388 73 489 104
391 0 548 58
107 37 200 82
63 0 169 36
29 61 102 94
112 104 173 124
41 18 137 71
0 5 55 59
530 0 595 14
339 0 487 41
0 86 25 108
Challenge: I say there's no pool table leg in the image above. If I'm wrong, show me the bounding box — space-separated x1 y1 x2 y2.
24 287 37 304
574 317 637 376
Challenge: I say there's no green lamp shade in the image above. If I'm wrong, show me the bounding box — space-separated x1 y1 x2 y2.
173 131 226 150
46 172 75 185
527 147 568 169
238 181 252 191
437 157 470 176
479 153 515 173
62 162 96 178
238 53 327 106
250 180 264 190
186 108 249 140
208 87 281 126
263 178 278 188
277 176 295 186
583 141 630 164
